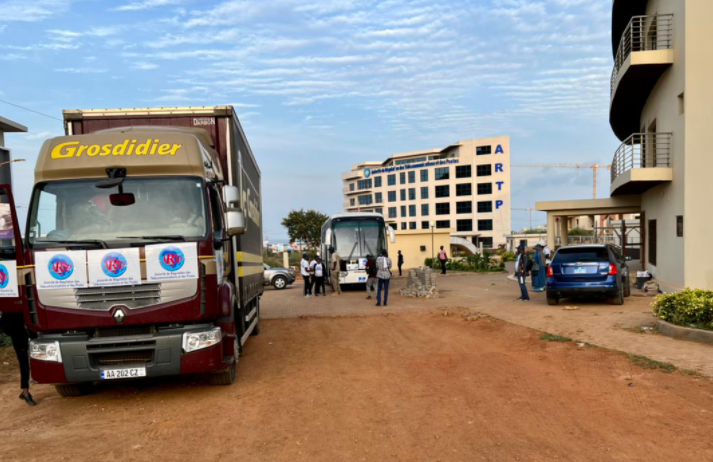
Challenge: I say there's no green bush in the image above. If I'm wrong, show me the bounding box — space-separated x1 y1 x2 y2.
424 254 504 273
652 289 713 330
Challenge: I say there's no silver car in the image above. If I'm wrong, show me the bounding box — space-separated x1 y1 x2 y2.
263 263 296 290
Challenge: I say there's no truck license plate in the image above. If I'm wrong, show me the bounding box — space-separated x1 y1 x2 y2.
100 367 147 380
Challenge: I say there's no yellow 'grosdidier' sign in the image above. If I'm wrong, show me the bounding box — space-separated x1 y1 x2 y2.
51 139 183 159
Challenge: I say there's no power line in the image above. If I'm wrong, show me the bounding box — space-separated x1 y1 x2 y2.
0 99 62 121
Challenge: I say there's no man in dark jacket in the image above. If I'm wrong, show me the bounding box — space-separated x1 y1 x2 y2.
397 250 404 276
365 255 377 299
0 313 37 405
515 245 530 301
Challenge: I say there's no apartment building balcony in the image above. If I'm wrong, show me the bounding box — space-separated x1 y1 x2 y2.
610 133 672 196
343 187 364 196
610 14 674 141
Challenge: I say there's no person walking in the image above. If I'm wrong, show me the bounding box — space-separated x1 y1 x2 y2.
313 256 326 296
531 244 547 293
397 250 404 276
330 247 342 295
301 253 312 298
515 245 530 301
438 245 448 275
375 249 392 307
365 254 377 299
543 243 552 266
0 313 37 405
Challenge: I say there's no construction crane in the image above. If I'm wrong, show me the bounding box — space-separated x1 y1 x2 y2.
512 164 611 199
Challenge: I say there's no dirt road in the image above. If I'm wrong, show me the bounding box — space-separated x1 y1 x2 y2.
1 308 713 462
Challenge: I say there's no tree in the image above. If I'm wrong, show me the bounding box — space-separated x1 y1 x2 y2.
281 209 329 250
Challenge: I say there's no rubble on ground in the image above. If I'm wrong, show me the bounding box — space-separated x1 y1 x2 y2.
400 267 439 298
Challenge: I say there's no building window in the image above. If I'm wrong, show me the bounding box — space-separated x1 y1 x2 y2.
359 195 373 205
349 183 355 191
400 189 406 201
456 201 472 214
387 174 396 186
435 185 450 198
409 222 417 230
480 237 493 249
649 219 657 265
476 145 492 155
408 171 415 184
388 207 397 218
436 220 450 229
375 192 383 203
350 198 355 206
676 216 683 237
457 219 473 232
408 188 416 200
456 183 472 196
477 183 492 195
435 167 450 180
401 206 407 217
476 165 492 177
421 187 429 199
401 222 407 230
421 221 429 230
456 165 472 178
477 201 492 213
374 176 382 188
357 179 372 190
375 207 383 215
478 219 493 231
421 204 429 216
420 169 428 182
436 203 450 215
400 172 406 184
409 204 416 217
388 191 396 202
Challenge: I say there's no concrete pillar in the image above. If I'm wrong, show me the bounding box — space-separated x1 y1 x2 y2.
559 216 569 247
547 213 556 250
283 251 289 269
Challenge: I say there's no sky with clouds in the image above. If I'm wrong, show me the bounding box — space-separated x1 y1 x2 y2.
0 0 618 240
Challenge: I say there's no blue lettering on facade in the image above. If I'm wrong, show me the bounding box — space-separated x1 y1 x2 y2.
495 145 504 154
495 163 503 173
496 200 504 209
496 181 504 191
370 158 459 176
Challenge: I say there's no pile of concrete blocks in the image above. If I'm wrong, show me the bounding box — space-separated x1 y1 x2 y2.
400 267 439 298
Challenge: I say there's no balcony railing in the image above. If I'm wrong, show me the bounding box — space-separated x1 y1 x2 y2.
610 14 673 94
611 132 672 183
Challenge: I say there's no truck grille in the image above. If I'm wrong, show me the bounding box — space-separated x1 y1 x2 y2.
94 350 154 366
75 284 161 311
94 326 156 338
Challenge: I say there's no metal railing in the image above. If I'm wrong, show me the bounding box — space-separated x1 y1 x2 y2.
611 14 673 94
611 132 672 183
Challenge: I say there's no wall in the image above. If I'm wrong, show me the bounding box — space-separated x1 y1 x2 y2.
683 0 713 290
390 229 452 269
639 0 686 291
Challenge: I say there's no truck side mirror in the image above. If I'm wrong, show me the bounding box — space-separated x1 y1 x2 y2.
223 185 240 208
226 209 246 236
388 226 395 244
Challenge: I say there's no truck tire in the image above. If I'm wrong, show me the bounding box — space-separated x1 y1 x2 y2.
272 276 287 290
250 298 261 336
55 383 91 397
610 288 625 306
209 337 238 386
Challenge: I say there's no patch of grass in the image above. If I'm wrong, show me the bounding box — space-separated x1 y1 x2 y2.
540 333 572 343
628 354 677 373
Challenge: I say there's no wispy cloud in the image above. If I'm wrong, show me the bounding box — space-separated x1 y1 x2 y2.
0 0 74 22
115 0 187 12
55 67 109 74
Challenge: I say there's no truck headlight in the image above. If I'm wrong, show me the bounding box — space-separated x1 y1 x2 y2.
182 327 221 353
30 341 63 363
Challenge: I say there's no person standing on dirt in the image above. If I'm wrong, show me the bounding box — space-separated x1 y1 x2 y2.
301 253 312 298
375 249 392 307
515 245 530 301
313 256 326 296
397 250 404 276
531 244 546 293
330 247 342 296
365 254 378 299
0 313 37 405
438 246 448 275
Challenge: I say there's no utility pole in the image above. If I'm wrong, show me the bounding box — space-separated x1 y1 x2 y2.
512 207 534 230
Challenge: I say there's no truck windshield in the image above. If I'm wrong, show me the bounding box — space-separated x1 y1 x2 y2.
27 177 208 247
333 220 386 260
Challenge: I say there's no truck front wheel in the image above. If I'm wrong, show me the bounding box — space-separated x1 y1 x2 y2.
209 337 238 386
55 383 92 397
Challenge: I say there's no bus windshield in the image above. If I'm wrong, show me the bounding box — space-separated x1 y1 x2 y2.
333 219 386 260
27 177 208 247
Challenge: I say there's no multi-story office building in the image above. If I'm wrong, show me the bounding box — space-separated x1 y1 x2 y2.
341 137 511 252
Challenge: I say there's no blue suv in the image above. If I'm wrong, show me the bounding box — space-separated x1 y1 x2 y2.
546 244 631 306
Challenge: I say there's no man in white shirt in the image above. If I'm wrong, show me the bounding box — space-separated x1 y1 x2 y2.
313 256 326 296
543 243 552 265
300 253 312 298
375 249 392 307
